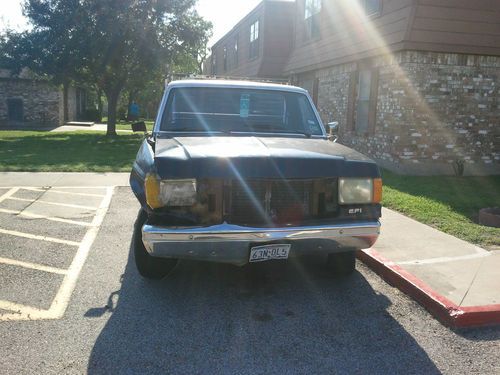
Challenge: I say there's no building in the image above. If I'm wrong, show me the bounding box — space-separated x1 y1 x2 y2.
208 0 500 175
0 69 86 128
204 0 295 79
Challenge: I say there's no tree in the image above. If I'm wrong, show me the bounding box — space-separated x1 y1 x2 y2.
81 0 212 135
1 0 212 135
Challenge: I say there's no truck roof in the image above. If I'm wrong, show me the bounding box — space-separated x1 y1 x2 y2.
166 79 308 94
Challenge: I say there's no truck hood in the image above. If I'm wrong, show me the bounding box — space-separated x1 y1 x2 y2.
154 136 379 179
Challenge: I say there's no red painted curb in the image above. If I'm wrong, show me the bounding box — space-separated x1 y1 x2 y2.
357 249 500 328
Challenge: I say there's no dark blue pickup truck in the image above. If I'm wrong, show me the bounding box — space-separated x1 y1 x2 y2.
130 79 381 279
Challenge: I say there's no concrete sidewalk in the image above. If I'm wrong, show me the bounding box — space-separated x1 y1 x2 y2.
50 124 133 133
0 172 498 327
360 208 500 328
0 172 130 187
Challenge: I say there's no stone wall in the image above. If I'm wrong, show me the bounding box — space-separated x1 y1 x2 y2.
300 51 500 175
0 78 63 127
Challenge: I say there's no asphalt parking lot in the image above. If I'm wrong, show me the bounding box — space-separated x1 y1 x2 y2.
0 187 499 374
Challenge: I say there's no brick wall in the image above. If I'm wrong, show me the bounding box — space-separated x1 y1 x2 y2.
0 79 63 127
304 51 500 175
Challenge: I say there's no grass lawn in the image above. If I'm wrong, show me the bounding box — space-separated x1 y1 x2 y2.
0 131 143 172
382 170 500 249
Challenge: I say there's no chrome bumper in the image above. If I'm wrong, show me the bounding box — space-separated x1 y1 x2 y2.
142 221 380 266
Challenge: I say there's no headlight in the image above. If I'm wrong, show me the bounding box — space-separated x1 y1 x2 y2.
339 178 381 204
145 173 197 209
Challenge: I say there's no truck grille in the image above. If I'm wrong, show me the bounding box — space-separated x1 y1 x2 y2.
228 179 337 226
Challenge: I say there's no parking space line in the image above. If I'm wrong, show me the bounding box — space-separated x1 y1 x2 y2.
0 300 46 318
6 197 98 210
22 187 105 198
0 188 19 204
0 257 68 275
1 186 109 189
0 208 93 227
46 186 114 319
0 228 80 247
0 186 114 321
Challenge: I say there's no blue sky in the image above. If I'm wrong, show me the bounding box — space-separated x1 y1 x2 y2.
0 0 280 47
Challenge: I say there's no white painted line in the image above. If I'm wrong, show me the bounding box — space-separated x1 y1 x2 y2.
0 300 46 320
0 228 80 247
0 187 19 204
47 186 114 319
23 187 105 198
0 208 92 227
0 186 110 189
0 186 114 321
0 257 68 275
396 252 491 266
7 197 98 210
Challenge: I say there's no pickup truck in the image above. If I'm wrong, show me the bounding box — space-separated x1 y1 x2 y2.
130 79 381 279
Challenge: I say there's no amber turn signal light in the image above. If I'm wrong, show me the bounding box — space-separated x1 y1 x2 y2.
145 173 163 209
373 178 382 203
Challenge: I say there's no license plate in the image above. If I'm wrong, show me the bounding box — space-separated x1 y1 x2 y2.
249 244 291 263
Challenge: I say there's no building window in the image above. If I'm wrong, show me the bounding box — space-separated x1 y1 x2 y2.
7 98 23 122
304 0 321 40
223 46 228 72
249 20 260 59
232 37 239 69
353 68 378 134
361 0 381 16
356 70 371 133
211 54 217 75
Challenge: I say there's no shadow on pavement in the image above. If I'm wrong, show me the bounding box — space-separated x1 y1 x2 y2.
457 326 500 342
87 240 441 374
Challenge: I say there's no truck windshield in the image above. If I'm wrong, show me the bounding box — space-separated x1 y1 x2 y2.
160 87 323 136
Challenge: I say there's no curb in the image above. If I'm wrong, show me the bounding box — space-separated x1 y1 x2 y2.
358 249 500 329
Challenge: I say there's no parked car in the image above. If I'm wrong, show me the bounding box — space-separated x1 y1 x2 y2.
130 79 382 279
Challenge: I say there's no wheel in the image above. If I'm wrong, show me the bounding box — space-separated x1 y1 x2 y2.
326 250 356 277
133 209 178 279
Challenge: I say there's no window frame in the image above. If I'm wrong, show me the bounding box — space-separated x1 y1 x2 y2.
304 0 322 41
362 0 382 17
355 69 372 134
211 54 217 75
223 45 228 72
232 36 239 69
249 19 260 59
6 98 24 122
347 65 379 136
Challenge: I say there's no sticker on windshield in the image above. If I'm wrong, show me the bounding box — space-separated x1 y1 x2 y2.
240 94 250 118
308 120 321 133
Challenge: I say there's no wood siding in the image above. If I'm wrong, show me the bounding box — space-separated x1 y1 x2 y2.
285 0 500 74
258 1 295 77
405 0 500 56
208 1 294 78
285 0 414 73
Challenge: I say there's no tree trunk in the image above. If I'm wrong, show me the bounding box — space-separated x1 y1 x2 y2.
63 81 69 123
106 90 119 136
97 88 103 122
126 92 133 121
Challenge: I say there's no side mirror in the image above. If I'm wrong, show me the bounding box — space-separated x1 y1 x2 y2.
132 121 147 133
327 121 339 134
326 121 339 142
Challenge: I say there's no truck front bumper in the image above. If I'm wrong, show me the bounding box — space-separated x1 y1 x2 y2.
142 221 380 266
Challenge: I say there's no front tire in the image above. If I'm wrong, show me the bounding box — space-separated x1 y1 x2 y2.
133 210 178 279
327 250 356 277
